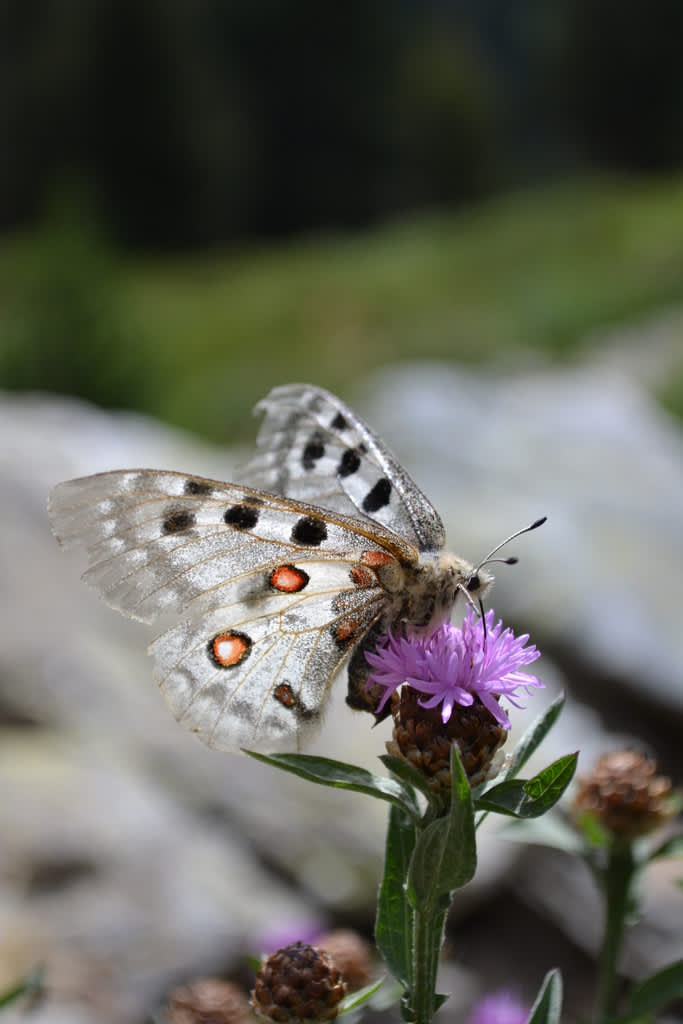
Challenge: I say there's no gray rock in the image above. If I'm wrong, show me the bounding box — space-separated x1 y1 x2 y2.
362 360 683 715
1 358 681 1022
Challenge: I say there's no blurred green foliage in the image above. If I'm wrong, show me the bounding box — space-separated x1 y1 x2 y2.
0 210 153 411
5 1 683 248
1 177 683 442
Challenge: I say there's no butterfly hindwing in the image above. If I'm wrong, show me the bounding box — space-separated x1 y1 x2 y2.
151 563 386 751
240 384 446 553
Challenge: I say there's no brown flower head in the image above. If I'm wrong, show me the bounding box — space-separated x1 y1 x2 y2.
386 686 508 791
573 750 674 839
166 977 253 1024
316 930 374 993
251 942 347 1024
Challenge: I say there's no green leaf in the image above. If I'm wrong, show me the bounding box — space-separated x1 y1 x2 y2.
380 754 443 812
408 746 476 906
525 968 563 1024
244 751 419 820
504 692 566 781
647 834 683 862
0 965 44 1008
473 695 566 825
475 753 578 819
504 815 585 855
375 805 416 990
339 977 385 1014
575 810 611 848
626 959 683 1015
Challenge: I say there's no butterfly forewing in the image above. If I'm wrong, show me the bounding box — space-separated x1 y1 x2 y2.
49 469 416 622
240 384 446 553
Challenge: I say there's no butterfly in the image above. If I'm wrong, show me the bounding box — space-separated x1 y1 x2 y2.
49 383 540 753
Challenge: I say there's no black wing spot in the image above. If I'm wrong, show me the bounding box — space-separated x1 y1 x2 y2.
302 431 325 470
224 504 260 530
331 411 348 430
362 477 392 513
184 479 213 496
338 447 362 477
162 507 196 534
291 515 328 546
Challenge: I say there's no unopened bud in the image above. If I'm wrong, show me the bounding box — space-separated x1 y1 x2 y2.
573 750 674 838
251 942 347 1024
166 977 252 1024
387 686 508 790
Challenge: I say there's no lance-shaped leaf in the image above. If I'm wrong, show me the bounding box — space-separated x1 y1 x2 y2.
245 751 420 820
504 692 565 780
647 834 683 862
475 754 578 819
408 746 476 907
375 805 416 990
0 966 44 1008
338 977 386 1015
625 959 683 1017
525 968 563 1024
380 754 444 812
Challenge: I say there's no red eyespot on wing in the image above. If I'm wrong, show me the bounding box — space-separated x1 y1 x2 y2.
350 565 376 589
334 618 362 646
361 550 396 568
270 564 310 593
274 683 296 708
208 630 252 668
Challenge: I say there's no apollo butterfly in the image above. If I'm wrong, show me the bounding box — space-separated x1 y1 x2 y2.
49 384 537 753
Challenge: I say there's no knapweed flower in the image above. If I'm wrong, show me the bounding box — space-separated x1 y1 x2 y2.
166 978 252 1024
467 990 529 1024
316 930 374 992
366 609 543 730
573 750 675 839
251 942 347 1024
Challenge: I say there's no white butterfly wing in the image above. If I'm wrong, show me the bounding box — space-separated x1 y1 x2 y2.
49 469 415 751
240 383 446 553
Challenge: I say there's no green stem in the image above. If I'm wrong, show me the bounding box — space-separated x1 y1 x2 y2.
595 840 636 1023
410 897 448 1024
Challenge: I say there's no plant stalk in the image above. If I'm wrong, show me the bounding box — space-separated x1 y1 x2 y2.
410 898 448 1024
595 839 636 1023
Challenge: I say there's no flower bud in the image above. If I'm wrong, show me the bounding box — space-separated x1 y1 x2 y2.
316 930 373 992
251 942 347 1024
573 750 674 838
387 686 508 790
166 977 252 1024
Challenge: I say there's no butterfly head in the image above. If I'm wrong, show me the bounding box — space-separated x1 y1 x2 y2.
463 565 494 601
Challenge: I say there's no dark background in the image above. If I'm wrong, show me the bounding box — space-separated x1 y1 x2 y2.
4 0 683 247
2 0 683 439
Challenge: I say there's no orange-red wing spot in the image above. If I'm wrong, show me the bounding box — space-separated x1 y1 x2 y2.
270 564 310 593
361 550 396 568
208 630 252 669
274 683 296 708
334 618 362 646
350 565 376 589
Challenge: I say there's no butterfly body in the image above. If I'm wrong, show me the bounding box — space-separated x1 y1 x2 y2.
49 384 492 752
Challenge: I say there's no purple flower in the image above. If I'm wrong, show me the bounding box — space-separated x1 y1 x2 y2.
468 991 529 1024
365 609 543 729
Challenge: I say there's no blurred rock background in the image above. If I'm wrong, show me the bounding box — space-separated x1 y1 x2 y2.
1 3 682 1022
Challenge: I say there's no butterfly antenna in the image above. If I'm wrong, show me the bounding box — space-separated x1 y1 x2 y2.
475 516 547 571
